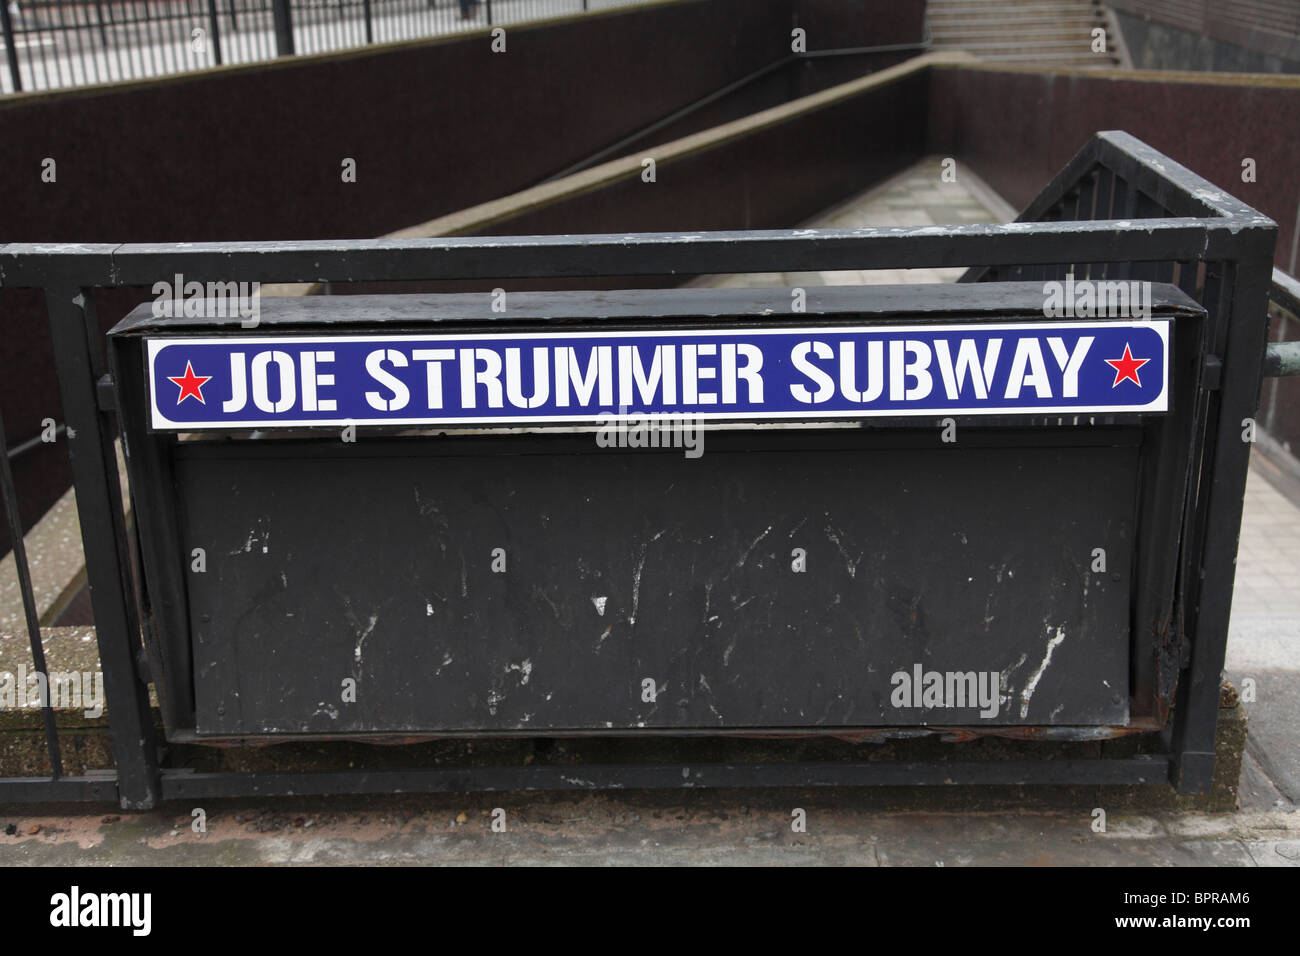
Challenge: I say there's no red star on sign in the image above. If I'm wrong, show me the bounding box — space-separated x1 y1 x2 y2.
1104 344 1150 388
167 361 212 405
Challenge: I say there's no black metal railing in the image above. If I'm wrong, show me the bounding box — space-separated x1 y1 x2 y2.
1265 268 1300 379
0 0 632 93
0 131 1292 808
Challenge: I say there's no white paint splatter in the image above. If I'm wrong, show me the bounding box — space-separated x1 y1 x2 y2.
1019 627 1066 719
507 659 533 685
353 613 379 663
629 532 664 626
592 595 607 616
737 526 772 568
825 526 862 579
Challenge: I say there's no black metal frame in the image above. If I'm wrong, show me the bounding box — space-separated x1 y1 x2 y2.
0 131 1280 807
106 288 1201 742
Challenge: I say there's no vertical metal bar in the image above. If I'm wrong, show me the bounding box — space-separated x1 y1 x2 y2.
0 0 22 92
207 0 223 63
123 0 148 81
1090 167 1116 279
136 0 153 76
50 0 76 87
76 0 101 85
140 0 164 77
0 409 63 778
303 0 314 55
257 0 270 58
73 0 103 85
271 0 293 53
486 0 491 26
1074 170 1098 279
95 0 108 45
24 2 53 91
154 0 180 75
45 286 160 810
180 0 197 70
326 0 339 52
1114 179 1139 282
105 0 129 83
1045 196 1072 282
1178 259 1227 638
362 0 371 43
1170 251 1277 794
1132 194 1172 283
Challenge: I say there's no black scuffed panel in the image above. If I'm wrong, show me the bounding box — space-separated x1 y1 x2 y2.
183 436 1134 735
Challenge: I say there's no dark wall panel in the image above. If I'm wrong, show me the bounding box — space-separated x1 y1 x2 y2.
927 67 1300 275
792 0 926 49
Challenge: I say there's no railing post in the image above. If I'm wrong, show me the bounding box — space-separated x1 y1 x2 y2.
271 0 295 55
362 0 372 44
206 0 224 65
1169 250 1277 795
45 286 161 810
0 407 63 781
486 0 492 26
0 0 22 92
93 0 108 47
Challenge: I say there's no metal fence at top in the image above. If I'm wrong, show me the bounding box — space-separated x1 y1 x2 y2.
0 0 648 93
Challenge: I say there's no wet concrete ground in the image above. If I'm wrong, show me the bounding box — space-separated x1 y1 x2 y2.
1 794 1296 865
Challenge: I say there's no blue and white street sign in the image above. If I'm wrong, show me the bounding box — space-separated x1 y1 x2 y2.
146 320 1169 430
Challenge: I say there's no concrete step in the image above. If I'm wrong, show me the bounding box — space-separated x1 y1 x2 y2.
929 0 1102 6
970 51 1121 64
931 27 1109 41
929 8 1103 19
931 40 1115 54
928 5 1104 20
930 2 1104 12
929 16 1102 29
930 5 1102 15
927 0 1126 70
